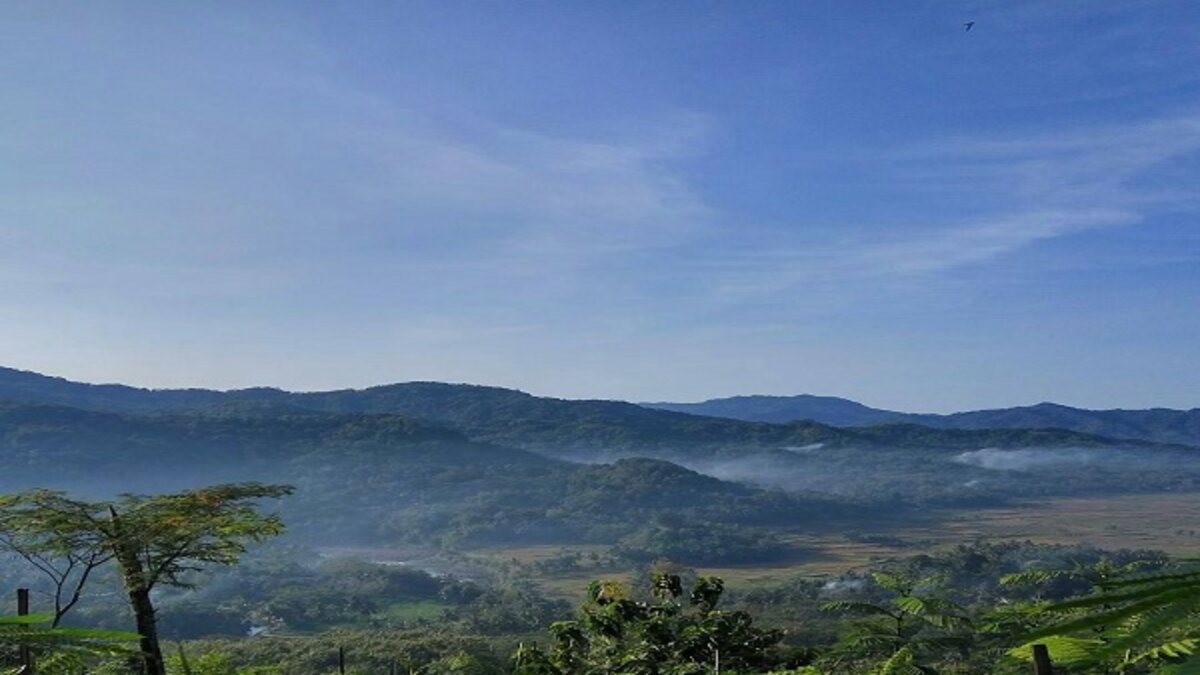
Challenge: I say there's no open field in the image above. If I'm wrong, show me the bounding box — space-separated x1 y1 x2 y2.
473 492 1200 599
713 493 1200 582
707 493 1200 583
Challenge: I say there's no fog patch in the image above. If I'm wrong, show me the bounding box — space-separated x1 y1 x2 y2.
682 455 861 494
822 579 866 593
782 443 825 453
955 447 1106 471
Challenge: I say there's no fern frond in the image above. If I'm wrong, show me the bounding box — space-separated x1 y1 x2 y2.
870 573 910 594
1098 601 1200 662
1008 636 1104 666
1039 578 1200 613
1000 570 1070 586
1134 638 1200 662
872 647 924 675
1026 587 1200 640
1101 570 1200 591
821 601 896 618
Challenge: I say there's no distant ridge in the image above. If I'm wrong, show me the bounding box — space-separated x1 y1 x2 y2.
0 366 1164 452
2 366 1196 540
644 394 904 426
643 395 1200 447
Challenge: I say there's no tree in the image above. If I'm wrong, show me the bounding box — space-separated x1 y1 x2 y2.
821 572 972 673
0 490 113 627
0 483 293 675
512 574 798 674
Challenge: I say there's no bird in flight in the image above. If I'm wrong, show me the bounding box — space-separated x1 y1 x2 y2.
964 21 975 31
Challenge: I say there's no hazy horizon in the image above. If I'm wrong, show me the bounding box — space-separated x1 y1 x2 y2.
6 362 1196 416
2 2 1198 412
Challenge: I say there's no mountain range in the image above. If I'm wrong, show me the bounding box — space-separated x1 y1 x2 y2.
644 395 1200 447
0 366 1169 453
1 365 1198 558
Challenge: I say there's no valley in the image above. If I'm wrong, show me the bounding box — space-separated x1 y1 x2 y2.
2 366 1199 672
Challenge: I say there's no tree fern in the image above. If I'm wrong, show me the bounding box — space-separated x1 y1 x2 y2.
821 572 970 673
1019 561 1200 671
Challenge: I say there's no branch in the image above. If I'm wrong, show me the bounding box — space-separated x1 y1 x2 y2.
56 551 106 627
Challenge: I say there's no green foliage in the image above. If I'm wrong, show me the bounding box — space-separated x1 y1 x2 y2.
0 484 292 675
512 574 800 674
107 483 295 589
1021 561 1200 671
614 520 789 565
0 613 138 674
0 489 114 625
820 572 972 673
447 582 570 635
175 631 508 674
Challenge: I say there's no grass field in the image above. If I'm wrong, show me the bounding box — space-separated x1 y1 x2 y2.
477 492 1200 599
709 493 1200 582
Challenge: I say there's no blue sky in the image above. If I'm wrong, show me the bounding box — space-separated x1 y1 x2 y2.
1 1 1198 411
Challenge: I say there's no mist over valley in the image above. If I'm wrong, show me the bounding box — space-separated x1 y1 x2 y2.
5 3 1199 670
2 366 1196 552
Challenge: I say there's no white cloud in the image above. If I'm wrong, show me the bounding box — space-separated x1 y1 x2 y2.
707 111 1200 300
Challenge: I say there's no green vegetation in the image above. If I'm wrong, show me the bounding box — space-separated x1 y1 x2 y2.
4 368 1200 672
820 572 973 672
0 614 138 674
1016 561 1200 672
10 523 1200 673
511 574 800 674
2 397 1196 567
0 484 291 675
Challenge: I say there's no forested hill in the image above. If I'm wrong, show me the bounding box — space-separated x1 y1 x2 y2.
0 367 1167 453
645 395 1200 446
926 402 1200 447
0 401 848 552
644 394 905 426
2 383 1198 553
0 401 543 491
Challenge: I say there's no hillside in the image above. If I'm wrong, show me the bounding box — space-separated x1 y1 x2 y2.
926 402 1200 447
644 394 1200 446
644 394 904 426
0 401 838 555
0 367 1163 455
2 382 1199 567
0 400 543 494
2 368 1197 529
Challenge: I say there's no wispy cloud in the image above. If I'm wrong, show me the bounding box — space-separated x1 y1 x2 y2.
0 59 713 304
359 116 713 262
855 209 1137 275
708 111 1200 300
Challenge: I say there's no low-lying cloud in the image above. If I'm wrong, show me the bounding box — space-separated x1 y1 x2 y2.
954 447 1104 471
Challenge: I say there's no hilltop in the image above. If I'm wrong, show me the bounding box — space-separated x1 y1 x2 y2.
645 395 1200 446
0 367 1164 455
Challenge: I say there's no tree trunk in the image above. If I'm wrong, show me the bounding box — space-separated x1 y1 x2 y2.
108 507 165 675
125 585 164 675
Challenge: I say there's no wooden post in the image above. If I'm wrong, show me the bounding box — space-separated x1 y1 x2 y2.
1032 643 1054 674
338 646 345 675
17 588 33 674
